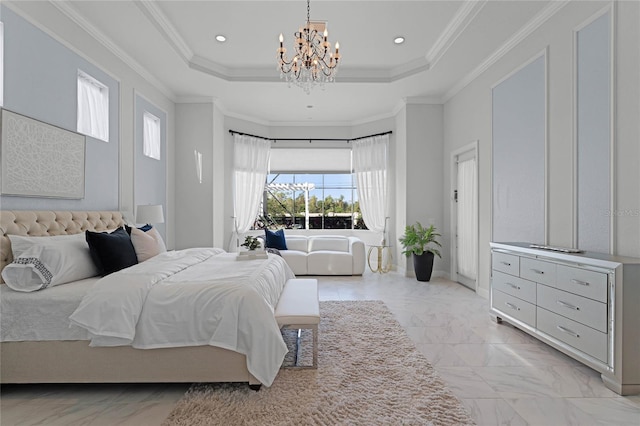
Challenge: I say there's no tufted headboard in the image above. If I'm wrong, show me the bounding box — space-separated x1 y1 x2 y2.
0 211 125 283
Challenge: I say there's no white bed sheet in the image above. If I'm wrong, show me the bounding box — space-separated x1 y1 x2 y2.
1 277 98 341
69 248 295 386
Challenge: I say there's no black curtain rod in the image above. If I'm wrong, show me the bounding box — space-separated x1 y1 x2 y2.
228 130 392 143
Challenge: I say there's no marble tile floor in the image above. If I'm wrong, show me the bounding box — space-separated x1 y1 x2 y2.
2 272 639 425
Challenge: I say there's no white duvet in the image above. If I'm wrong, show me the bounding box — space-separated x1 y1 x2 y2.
69 248 295 386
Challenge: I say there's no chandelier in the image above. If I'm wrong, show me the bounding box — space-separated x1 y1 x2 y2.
277 0 341 94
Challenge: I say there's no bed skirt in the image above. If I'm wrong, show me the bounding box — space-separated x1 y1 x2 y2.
0 341 259 385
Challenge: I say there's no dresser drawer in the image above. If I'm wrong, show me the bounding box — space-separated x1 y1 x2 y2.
492 270 536 303
537 307 608 363
492 252 520 276
537 284 607 333
557 265 608 303
520 257 556 286
492 290 536 327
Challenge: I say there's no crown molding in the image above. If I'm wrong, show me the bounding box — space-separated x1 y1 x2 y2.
189 55 237 80
404 96 443 105
224 109 272 127
389 57 430 81
47 0 176 101
175 96 217 104
442 0 570 103
426 0 487 68
131 0 446 84
42 0 484 87
392 100 407 117
267 119 357 127
135 0 193 62
351 109 399 127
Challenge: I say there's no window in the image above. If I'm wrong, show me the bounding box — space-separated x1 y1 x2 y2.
143 111 161 160
255 173 367 230
77 70 109 142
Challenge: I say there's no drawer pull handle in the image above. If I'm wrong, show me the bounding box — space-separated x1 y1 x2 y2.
531 269 545 275
556 300 580 311
505 302 520 311
506 282 521 290
556 325 580 338
501 261 512 266
571 279 590 286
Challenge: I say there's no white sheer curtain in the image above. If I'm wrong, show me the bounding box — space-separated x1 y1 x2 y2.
143 112 161 160
77 71 109 142
457 157 477 279
231 134 270 251
353 134 389 240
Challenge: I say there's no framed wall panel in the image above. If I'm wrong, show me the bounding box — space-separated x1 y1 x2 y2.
1 109 85 199
575 8 612 253
492 52 546 244
1 5 119 210
134 92 167 239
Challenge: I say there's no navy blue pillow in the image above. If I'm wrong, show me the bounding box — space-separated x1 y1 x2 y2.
86 227 138 276
265 229 287 250
125 224 152 235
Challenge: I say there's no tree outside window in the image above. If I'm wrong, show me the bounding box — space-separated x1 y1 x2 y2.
254 173 367 230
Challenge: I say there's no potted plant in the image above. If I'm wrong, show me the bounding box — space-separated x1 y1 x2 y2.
241 236 262 251
399 222 441 282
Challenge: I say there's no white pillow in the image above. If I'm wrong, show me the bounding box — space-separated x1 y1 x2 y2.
2 233 98 292
130 227 167 262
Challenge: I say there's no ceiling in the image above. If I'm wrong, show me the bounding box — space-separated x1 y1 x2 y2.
45 1 555 125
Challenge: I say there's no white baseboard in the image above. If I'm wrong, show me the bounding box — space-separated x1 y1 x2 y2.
477 287 490 299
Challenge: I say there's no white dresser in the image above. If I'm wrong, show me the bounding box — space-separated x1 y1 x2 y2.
490 242 640 395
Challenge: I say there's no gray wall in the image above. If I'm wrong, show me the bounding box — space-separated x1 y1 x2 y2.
173 111 399 252
1 1 175 247
394 102 444 277
408 104 444 276
1 5 119 210
492 54 546 244
8 1 638 293
576 11 611 253
443 1 640 297
174 102 214 249
134 93 167 239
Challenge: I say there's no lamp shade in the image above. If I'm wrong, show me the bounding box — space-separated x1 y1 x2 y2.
136 205 164 224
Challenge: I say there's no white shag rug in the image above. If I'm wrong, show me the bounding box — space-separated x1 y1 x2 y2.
163 300 474 426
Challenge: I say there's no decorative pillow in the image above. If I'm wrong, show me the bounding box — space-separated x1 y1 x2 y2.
265 229 287 250
125 224 152 234
86 227 138 276
265 247 282 257
2 233 99 292
130 226 167 262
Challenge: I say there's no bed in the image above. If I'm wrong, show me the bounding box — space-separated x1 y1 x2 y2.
0 210 294 388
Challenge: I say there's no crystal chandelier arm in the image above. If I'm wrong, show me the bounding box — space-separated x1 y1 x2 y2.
276 0 340 90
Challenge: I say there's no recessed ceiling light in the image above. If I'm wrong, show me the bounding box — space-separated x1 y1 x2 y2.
215 35 226 43
394 36 405 45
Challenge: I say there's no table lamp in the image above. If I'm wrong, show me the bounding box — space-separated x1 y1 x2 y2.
135 204 164 226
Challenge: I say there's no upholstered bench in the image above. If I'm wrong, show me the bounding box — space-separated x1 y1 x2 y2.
274 278 320 368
